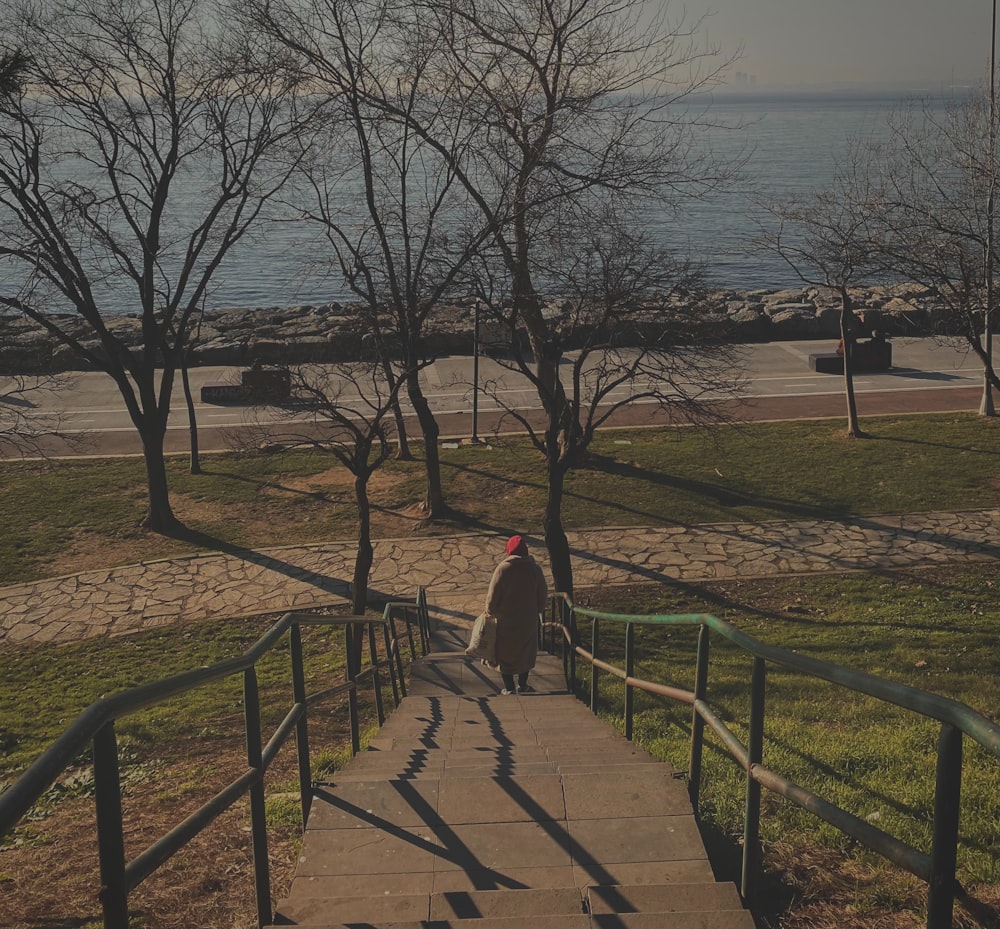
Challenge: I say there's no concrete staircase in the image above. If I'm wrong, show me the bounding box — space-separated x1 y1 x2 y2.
270 621 755 929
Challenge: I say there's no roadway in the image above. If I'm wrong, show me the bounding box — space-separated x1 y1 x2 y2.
2 337 995 459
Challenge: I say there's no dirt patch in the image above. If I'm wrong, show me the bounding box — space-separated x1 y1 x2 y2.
33 472 425 579
38 529 179 579
260 465 405 496
0 756 300 929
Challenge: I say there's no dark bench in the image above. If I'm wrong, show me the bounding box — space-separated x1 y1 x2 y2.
809 340 892 375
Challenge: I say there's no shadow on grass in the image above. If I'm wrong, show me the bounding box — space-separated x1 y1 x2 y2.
868 430 1000 457
575 452 893 527
194 466 337 504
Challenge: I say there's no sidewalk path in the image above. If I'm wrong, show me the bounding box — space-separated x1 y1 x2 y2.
1 509 996 647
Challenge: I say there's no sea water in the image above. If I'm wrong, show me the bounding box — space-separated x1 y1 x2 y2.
209 91 962 306
659 90 927 290
0 91 961 313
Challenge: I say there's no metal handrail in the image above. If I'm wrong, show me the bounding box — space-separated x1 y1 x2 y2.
0 589 431 929
546 593 1000 929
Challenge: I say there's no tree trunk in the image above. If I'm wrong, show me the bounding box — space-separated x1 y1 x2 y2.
390 396 413 460
839 291 864 438
180 352 202 474
352 472 374 615
543 457 573 597
407 370 445 517
381 353 413 459
139 424 178 531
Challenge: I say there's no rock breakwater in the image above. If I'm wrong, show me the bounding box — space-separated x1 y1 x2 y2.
0 283 948 374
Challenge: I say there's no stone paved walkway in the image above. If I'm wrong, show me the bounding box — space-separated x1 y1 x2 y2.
1 509 996 646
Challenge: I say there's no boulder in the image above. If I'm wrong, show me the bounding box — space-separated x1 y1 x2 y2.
763 301 815 319
726 306 770 340
769 307 821 338
763 288 808 305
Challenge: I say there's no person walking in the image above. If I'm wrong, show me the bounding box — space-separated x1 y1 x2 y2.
485 534 548 694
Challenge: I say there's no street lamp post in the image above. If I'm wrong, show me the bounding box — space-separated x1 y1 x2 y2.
472 301 481 442
982 0 997 416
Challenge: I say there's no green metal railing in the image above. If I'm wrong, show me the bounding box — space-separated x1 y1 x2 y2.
543 594 1000 929
0 588 431 929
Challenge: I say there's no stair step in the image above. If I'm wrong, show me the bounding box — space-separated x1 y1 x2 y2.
331 762 561 781
271 914 755 929
275 887 589 925
589 911 757 928
274 891 429 925
348 745 657 766
274 916 590 928
587 882 743 913
432 887 585 919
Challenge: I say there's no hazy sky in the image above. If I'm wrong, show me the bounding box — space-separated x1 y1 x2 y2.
683 0 993 90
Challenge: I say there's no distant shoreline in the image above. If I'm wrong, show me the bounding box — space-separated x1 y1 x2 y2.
0 283 951 375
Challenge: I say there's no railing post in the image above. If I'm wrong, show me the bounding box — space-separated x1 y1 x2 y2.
927 723 963 929
382 621 401 707
414 590 425 655
289 623 312 827
94 722 128 929
345 625 360 756
368 622 386 726
403 607 417 661
741 657 766 909
557 600 567 682
415 597 429 656
567 601 577 695
625 623 635 741
590 617 600 715
688 624 711 812
243 668 272 929
393 610 408 698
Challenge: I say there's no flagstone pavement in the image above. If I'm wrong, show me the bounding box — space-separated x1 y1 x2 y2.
1 509 996 647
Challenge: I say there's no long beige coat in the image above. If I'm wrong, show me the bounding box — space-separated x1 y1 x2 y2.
485 554 548 675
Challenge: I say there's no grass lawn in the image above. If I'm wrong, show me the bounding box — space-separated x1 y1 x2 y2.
575 565 999 929
0 412 996 584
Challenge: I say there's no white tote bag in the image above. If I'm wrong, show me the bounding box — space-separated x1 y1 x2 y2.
465 611 497 662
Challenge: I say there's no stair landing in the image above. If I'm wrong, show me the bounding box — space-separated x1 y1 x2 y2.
271 621 755 928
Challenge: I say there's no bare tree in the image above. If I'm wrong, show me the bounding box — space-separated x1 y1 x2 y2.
399 0 741 593
0 48 80 459
242 0 494 518
241 0 742 589
471 205 743 592
864 90 999 410
760 155 884 439
0 0 310 529
258 359 412 614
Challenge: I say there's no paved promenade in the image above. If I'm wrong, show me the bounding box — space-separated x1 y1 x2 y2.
1 509 996 647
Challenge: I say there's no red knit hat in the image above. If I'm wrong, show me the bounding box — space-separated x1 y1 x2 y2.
505 535 527 556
